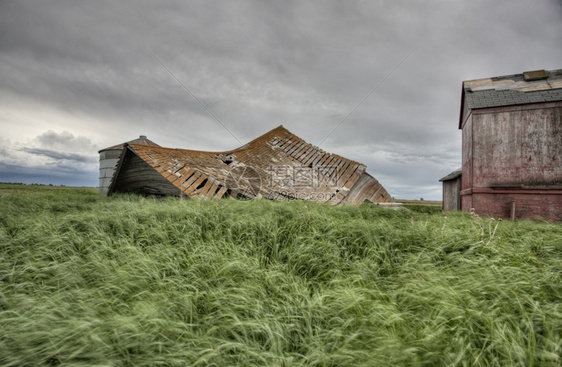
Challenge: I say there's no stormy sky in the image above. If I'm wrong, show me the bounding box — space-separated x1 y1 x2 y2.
1 0 561 199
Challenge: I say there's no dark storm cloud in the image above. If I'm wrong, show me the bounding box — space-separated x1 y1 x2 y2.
22 148 96 165
0 161 97 187
1 0 562 197
0 134 97 186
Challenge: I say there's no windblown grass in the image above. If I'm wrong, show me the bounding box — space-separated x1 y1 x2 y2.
0 184 560 366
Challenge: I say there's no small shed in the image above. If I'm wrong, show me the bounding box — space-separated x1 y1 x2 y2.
439 168 462 211
459 69 562 221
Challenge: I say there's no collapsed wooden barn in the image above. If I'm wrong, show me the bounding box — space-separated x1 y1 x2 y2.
455 69 562 221
99 126 394 205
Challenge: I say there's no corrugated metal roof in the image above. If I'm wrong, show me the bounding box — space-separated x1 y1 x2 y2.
108 126 393 204
459 68 562 128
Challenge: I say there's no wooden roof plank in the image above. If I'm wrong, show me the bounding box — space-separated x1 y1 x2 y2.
180 171 202 190
287 140 306 156
199 178 218 198
292 143 311 160
183 174 208 195
303 149 323 166
215 185 228 199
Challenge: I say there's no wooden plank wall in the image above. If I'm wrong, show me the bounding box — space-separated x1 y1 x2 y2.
109 150 182 196
472 106 562 188
442 177 461 211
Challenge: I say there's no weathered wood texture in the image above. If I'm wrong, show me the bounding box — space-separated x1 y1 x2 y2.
459 69 562 220
442 176 461 211
109 149 181 197
344 172 392 205
107 126 392 204
472 105 562 187
461 102 562 220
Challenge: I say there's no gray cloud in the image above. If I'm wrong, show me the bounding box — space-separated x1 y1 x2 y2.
0 135 97 186
22 148 96 165
1 0 562 198
34 130 97 152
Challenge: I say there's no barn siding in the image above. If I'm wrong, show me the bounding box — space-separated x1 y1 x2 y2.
461 114 473 211
442 177 461 211
109 149 182 196
472 106 562 187
462 103 562 220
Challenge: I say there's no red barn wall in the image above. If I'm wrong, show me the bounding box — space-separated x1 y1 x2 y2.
460 113 473 211
462 102 562 221
472 190 562 221
472 104 562 187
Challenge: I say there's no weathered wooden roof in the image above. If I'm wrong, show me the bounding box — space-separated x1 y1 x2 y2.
108 126 393 204
439 168 462 182
459 69 562 128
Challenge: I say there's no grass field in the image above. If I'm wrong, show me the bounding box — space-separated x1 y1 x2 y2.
0 184 560 366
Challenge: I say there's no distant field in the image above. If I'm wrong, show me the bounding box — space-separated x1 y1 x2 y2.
0 183 97 194
0 184 560 366
396 199 443 215
396 199 442 206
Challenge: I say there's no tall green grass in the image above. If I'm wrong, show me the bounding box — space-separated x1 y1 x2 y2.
0 185 560 366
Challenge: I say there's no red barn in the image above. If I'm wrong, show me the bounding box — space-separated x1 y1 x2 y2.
459 69 562 221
